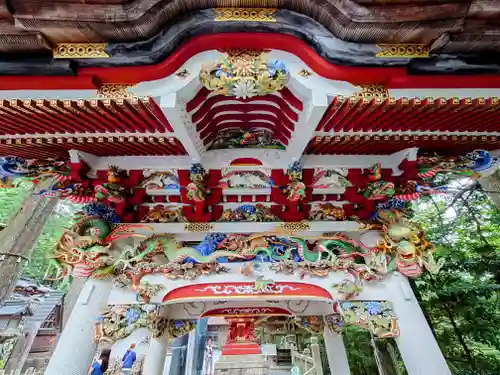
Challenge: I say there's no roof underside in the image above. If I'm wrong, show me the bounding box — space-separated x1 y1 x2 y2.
0 2 500 77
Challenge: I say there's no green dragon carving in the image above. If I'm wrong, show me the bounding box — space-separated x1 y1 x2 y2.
119 235 247 268
254 276 275 291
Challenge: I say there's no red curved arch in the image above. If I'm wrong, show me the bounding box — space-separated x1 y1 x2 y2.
162 282 333 303
230 158 263 166
4 33 500 89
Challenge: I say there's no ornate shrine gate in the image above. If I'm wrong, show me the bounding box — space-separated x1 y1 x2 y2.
0 9 500 375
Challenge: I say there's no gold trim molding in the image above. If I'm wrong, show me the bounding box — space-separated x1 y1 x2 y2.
356 85 389 103
314 135 498 143
0 136 177 146
184 223 213 232
279 221 311 232
53 43 110 59
376 44 429 58
215 8 277 22
97 84 136 100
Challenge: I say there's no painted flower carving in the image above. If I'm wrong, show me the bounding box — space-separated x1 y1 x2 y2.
199 53 289 97
366 301 383 315
126 308 141 325
232 60 255 76
232 79 258 99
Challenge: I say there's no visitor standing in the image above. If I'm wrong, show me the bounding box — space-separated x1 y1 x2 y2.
204 338 214 375
122 343 137 374
88 349 111 375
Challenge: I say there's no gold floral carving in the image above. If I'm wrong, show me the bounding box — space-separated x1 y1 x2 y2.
215 8 277 22
184 223 213 232
53 43 110 59
199 49 288 98
97 84 136 100
376 44 429 58
297 69 312 78
356 85 390 102
279 221 311 232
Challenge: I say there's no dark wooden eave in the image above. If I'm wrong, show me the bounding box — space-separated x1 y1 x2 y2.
1 0 500 57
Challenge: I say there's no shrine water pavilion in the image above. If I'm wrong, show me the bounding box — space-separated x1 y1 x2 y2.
0 1 500 375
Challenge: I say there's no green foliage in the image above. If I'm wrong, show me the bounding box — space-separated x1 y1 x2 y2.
412 184 500 374
343 325 379 375
21 200 82 289
0 184 32 225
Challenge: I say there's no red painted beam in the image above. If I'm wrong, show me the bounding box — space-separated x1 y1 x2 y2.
1 34 500 90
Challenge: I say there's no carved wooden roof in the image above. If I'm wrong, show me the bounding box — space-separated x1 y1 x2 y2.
2 0 500 56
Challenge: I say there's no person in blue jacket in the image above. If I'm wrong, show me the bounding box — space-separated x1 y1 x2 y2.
88 349 111 375
122 343 137 374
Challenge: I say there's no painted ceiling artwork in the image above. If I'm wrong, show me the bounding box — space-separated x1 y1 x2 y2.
207 129 285 151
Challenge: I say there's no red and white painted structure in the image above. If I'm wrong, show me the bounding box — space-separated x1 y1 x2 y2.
3 32 499 375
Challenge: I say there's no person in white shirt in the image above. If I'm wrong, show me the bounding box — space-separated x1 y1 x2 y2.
204 338 214 375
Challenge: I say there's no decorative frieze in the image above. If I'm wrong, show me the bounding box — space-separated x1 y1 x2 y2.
376 44 429 58
0 135 177 146
356 84 389 102
184 223 213 232
215 8 277 22
97 84 136 100
339 300 399 338
53 43 110 59
279 221 311 231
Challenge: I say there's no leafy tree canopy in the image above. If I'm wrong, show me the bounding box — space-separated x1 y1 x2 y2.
412 181 500 374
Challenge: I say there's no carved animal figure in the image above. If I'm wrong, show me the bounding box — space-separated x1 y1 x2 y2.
309 203 346 221
254 276 275 291
44 213 140 283
219 171 271 189
94 167 128 203
364 180 396 200
312 169 350 189
285 181 306 202
373 209 444 277
0 156 30 179
417 150 499 180
186 182 206 202
119 235 247 267
141 171 179 190
141 207 184 223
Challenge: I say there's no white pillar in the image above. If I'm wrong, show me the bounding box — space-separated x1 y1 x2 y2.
480 174 500 208
323 327 351 375
143 333 169 375
390 275 452 375
44 279 113 375
184 330 196 375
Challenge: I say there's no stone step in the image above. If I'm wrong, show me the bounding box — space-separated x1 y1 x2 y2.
269 371 291 375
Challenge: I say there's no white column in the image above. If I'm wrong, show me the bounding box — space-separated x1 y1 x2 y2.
44 279 113 375
323 327 351 375
184 330 196 375
390 275 452 375
479 174 500 208
143 333 169 375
